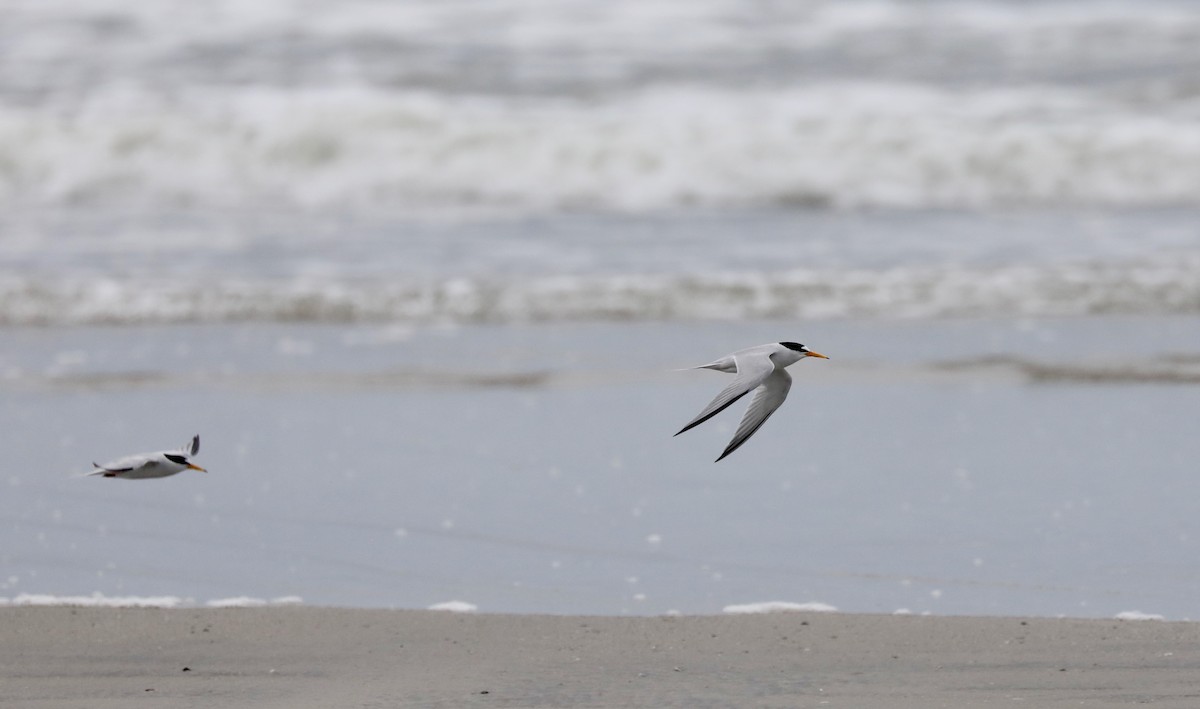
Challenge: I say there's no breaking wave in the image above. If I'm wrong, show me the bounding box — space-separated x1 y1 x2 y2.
0 593 303 608
3 256 1198 326
2 84 1200 214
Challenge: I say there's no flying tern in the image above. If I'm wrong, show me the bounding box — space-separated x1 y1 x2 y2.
88 435 207 479
675 342 828 461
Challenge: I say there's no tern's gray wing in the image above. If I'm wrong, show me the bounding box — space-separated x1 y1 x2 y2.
90 463 134 474
187 435 200 456
92 452 154 473
715 368 793 462
675 351 776 437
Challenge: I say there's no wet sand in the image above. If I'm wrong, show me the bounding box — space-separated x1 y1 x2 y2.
4 607 1199 708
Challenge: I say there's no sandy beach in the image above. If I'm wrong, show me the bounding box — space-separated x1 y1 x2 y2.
4 607 1200 708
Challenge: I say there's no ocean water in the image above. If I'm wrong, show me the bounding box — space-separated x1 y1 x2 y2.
3 317 1200 618
1 0 1199 617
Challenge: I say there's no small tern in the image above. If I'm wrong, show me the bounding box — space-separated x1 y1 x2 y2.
88 435 207 479
675 342 828 461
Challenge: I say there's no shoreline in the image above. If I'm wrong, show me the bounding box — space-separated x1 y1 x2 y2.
5 607 1199 708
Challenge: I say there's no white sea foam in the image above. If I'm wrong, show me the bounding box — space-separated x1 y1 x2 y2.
13 0 1196 46
428 600 479 613
205 596 305 608
7 0 1200 216
6 0 1200 214
7 0 1200 94
1114 610 1166 621
723 601 838 614
6 0 1200 219
3 255 1198 326
2 83 1199 215
6 593 188 608
0 593 304 608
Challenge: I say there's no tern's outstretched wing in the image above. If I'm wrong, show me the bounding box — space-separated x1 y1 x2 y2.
187 435 200 456
675 352 775 437
91 452 154 474
88 463 133 476
87 460 135 477
715 368 793 462
90 462 135 475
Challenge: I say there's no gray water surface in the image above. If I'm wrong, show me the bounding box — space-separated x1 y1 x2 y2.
2 316 1197 617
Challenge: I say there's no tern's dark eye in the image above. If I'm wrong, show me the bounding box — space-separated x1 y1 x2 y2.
780 342 807 352
164 454 187 465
